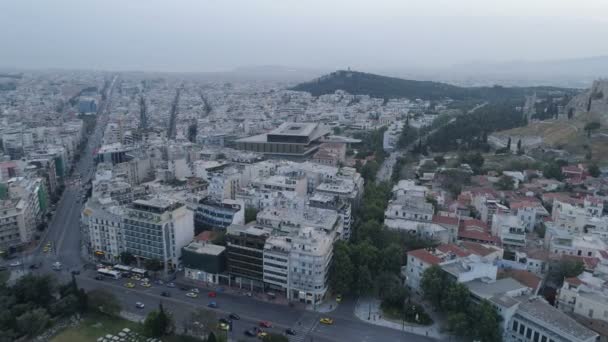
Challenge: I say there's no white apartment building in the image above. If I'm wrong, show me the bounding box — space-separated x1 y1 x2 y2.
549 234 607 258
122 198 194 272
288 227 333 305
552 198 607 235
405 244 472 293
81 200 125 262
263 235 291 294
557 272 608 324
492 213 527 249
0 199 27 250
208 168 241 200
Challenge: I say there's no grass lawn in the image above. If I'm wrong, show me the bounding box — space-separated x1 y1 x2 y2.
52 313 143 342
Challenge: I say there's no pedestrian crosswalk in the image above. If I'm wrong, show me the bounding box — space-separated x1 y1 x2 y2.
288 313 318 342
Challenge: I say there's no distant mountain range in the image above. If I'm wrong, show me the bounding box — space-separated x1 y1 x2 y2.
290 70 572 101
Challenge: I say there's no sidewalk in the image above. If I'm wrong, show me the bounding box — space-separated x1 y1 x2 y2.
306 297 338 313
354 297 447 340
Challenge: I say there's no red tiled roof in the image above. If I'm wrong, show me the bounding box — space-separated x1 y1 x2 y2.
460 218 489 231
432 215 459 227
500 269 542 292
407 249 442 265
194 231 217 242
437 244 471 258
458 230 500 244
564 277 583 286
460 241 498 257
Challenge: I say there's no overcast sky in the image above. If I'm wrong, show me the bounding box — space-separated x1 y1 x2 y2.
2 0 608 72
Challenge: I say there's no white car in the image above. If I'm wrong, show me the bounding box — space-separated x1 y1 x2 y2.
191 288 200 293
9 261 21 267
135 302 145 309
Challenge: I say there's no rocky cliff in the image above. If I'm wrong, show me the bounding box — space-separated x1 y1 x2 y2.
566 79 608 119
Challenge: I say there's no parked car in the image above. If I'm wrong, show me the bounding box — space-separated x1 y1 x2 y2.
161 291 171 297
166 282 175 288
229 313 240 320
94 275 104 280
186 292 198 298
124 282 135 288
135 302 145 309
208 291 217 297
259 321 272 328
208 301 218 308
71 270 80 275
219 318 232 325
286 328 296 335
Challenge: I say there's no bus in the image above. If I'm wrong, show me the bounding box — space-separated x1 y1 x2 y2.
97 268 121 279
112 264 149 278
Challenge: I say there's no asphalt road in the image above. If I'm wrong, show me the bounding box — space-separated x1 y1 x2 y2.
11 75 116 276
75 272 434 342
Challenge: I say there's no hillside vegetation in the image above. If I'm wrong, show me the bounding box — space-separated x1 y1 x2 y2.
291 70 571 101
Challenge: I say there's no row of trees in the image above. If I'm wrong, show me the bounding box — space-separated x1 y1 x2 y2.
330 182 437 300
426 101 526 152
421 266 502 341
0 274 88 341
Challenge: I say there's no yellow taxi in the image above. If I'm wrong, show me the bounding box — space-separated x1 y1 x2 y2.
140 282 152 288
124 282 135 288
43 247 50 253
219 322 229 331
320 317 334 325
336 294 342 303
257 331 268 339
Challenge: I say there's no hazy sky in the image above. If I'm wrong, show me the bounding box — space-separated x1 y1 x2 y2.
2 0 608 72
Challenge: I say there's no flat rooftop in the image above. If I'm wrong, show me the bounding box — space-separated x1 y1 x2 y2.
183 241 225 256
270 122 317 137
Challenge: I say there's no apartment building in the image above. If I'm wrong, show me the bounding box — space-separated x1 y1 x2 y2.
122 198 194 271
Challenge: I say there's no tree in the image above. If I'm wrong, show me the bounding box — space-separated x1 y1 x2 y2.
12 274 55 309
549 259 585 286
441 283 470 313
87 289 121 316
375 272 402 300
433 155 445 165
584 121 601 138
447 312 469 337
144 258 163 272
329 242 354 295
120 251 136 265
378 243 402 274
588 164 601 178
207 332 217 342
495 175 515 190
516 139 524 154
543 162 564 181
420 265 447 309
143 304 174 337
245 207 258 224
16 308 49 337
355 265 374 297
471 300 502 342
